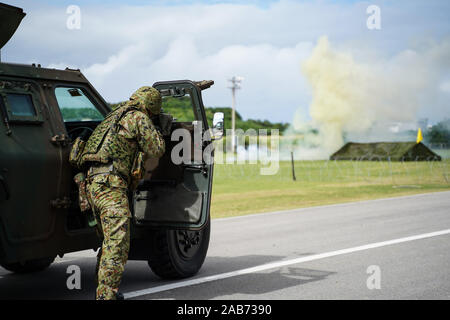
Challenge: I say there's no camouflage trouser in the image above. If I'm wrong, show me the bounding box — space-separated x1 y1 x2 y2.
86 173 131 300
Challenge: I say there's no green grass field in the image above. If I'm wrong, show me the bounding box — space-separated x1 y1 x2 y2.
210 159 450 218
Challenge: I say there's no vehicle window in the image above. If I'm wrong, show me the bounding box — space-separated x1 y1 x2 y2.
6 93 36 117
162 95 195 122
55 87 104 122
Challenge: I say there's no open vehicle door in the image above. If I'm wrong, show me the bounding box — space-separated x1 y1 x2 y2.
132 80 216 230
129 80 223 279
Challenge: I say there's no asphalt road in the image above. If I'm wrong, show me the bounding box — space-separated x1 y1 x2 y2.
1 191 449 300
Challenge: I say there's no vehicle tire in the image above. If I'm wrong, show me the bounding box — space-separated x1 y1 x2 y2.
148 218 210 279
0 256 55 273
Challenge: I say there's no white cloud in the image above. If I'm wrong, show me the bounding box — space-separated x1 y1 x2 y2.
440 81 450 93
82 36 312 121
3 0 450 123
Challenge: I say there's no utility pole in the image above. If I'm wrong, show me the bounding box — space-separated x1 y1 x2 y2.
228 76 243 154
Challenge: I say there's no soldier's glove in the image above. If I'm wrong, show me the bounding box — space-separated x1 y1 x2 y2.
158 112 173 136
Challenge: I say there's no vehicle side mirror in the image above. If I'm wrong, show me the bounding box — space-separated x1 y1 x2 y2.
211 112 224 140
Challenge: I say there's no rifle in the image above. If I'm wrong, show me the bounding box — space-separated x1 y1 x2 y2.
151 112 173 137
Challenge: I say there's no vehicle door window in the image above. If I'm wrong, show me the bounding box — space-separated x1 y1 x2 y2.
55 87 104 122
162 95 196 122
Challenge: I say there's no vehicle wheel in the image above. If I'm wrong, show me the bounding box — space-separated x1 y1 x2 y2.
0 256 55 273
148 218 210 279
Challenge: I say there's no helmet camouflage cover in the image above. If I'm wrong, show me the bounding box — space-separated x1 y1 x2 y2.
129 86 162 115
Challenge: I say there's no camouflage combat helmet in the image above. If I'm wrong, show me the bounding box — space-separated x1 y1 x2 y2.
129 86 162 115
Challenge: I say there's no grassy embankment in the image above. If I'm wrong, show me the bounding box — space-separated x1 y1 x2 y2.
210 159 450 218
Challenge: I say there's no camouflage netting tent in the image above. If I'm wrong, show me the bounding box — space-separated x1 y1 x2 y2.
330 142 442 161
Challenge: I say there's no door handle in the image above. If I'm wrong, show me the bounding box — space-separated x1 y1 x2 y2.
50 134 71 147
0 174 10 200
183 164 208 175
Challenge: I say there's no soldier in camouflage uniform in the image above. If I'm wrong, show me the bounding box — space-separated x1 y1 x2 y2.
80 86 165 300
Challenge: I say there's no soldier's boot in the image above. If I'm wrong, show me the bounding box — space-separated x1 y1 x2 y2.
116 292 124 300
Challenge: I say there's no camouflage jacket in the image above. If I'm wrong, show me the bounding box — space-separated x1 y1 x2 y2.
80 103 165 184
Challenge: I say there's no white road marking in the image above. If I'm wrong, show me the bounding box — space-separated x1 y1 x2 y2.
124 228 450 299
53 249 99 264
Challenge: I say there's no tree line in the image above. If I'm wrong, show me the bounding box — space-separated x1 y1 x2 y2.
111 96 289 134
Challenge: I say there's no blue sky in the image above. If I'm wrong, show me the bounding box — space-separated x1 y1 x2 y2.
2 0 450 125
8 0 317 7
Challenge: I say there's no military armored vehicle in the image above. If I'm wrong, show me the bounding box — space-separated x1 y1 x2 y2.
0 3 224 279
